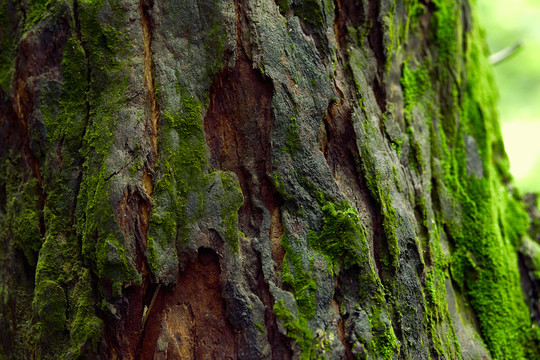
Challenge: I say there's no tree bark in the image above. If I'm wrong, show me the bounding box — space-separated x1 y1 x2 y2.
1 0 539 359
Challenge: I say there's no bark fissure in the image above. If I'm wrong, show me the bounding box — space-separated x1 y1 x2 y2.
13 74 46 241
332 0 385 280
138 0 158 251
71 0 92 222
109 3 162 357
367 0 387 113
140 0 159 160
256 251 293 359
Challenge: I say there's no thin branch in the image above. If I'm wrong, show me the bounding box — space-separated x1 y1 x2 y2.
489 41 523 65
141 284 161 330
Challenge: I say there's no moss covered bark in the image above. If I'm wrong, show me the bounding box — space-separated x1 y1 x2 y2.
1 0 539 359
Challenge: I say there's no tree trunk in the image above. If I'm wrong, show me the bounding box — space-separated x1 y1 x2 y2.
1 0 539 359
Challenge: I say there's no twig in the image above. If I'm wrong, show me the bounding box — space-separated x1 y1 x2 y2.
141 284 161 330
489 41 523 65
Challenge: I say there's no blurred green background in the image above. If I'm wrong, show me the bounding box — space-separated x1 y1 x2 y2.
478 0 540 193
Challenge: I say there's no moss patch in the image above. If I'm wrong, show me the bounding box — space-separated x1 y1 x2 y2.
359 137 400 271
30 0 138 357
0 0 17 93
273 299 316 359
146 91 206 278
292 0 324 28
147 85 244 280
308 199 369 271
6 176 42 267
429 2 540 357
281 233 318 318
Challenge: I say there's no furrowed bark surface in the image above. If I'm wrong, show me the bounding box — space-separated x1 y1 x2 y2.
1 0 540 359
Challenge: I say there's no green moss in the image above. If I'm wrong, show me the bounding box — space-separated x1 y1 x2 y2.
0 0 17 93
96 235 141 289
371 324 399 359
501 192 529 248
164 94 207 191
283 116 301 154
430 3 540 357
24 0 53 31
293 0 324 28
391 139 402 157
406 126 425 173
219 171 244 252
392 165 402 192
147 90 208 276
363 162 399 270
206 20 227 77
7 177 42 267
308 201 369 271
292 177 403 359
281 233 317 318
432 0 458 63
421 224 461 359
33 279 67 335
401 60 430 173
53 0 139 288
271 172 295 203
415 193 428 229
447 176 537 358
28 1 136 357
255 322 266 334
387 0 427 73
273 299 316 359
401 60 430 113
276 0 290 15
67 269 104 358
148 87 244 276
31 228 104 358
147 89 206 256
128 159 142 176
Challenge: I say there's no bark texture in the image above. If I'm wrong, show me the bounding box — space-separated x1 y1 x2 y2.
1 0 540 359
